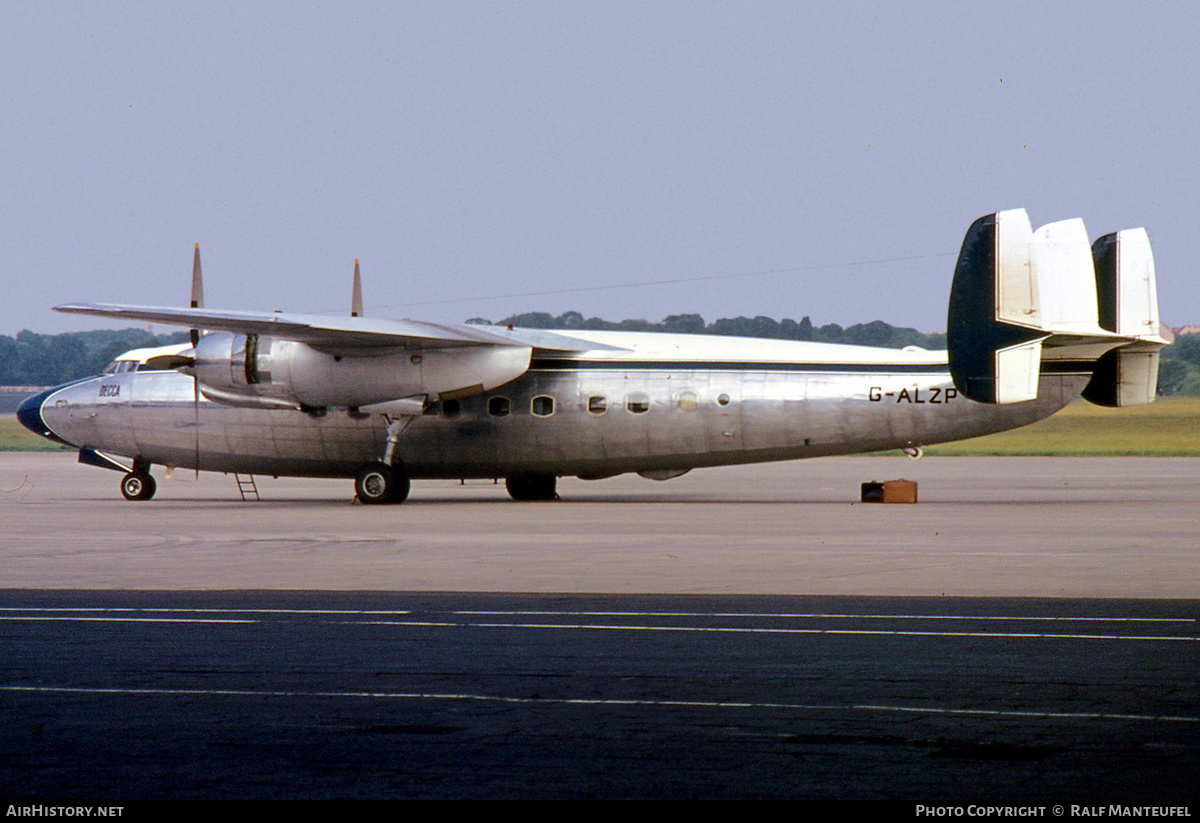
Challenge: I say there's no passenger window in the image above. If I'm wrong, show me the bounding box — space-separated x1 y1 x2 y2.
442 399 461 418
676 391 698 411
488 397 511 417
587 395 607 415
532 396 554 417
626 392 650 414
717 393 731 406
423 401 440 416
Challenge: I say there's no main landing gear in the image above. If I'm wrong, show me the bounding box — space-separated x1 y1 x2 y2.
120 468 156 501
354 413 416 505
505 474 558 501
354 462 410 505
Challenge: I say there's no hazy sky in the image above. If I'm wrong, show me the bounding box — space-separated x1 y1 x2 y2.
3 1 1196 336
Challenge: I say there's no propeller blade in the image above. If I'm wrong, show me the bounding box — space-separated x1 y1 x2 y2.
193 371 200 479
351 259 363 317
190 243 203 475
190 243 204 346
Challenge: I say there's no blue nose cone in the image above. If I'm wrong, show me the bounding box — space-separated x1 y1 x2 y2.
17 388 73 446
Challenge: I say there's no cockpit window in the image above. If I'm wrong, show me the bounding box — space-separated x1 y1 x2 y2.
101 360 138 375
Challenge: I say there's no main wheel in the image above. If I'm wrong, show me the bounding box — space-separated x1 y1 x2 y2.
120 471 157 501
505 474 558 501
355 462 410 505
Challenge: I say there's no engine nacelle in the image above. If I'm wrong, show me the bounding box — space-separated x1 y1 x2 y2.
192 332 530 409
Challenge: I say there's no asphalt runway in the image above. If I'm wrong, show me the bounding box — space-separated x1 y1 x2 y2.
2 452 1198 800
3 590 1198 801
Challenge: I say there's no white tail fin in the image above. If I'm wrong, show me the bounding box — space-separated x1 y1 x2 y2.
1082 229 1170 406
1032 217 1105 335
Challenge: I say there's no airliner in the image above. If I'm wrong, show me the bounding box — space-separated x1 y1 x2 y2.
18 209 1167 503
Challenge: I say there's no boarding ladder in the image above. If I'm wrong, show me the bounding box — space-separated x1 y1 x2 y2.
234 474 260 501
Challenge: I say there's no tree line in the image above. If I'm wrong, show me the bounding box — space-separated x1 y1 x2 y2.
476 311 945 350
2 315 1198 395
0 328 188 386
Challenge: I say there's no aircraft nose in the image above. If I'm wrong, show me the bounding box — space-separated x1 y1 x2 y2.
16 388 74 446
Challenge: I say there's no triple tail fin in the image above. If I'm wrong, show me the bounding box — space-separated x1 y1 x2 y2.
947 209 1169 406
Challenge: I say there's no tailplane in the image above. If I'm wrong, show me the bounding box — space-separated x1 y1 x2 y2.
947 209 1169 406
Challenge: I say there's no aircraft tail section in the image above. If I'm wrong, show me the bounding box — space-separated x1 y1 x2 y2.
1081 229 1169 406
947 209 1169 406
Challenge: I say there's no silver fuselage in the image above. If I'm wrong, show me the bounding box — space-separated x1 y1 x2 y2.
27 332 1086 479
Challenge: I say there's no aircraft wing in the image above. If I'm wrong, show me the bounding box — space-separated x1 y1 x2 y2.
54 303 623 354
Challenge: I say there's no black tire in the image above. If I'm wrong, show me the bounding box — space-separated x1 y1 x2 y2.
120 471 156 501
355 462 410 505
505 474 558 501
388 469 410 504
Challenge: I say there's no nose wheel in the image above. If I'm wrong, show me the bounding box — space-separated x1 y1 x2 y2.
355 462 410 504
120 471 157 501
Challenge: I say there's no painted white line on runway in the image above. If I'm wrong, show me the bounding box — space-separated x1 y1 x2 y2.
3 684 1197 724
4 607 1190 637
0 607 411 623
0 608 1189 624
456 611 1196 624
0 617 258 623
0 608 413 615
357 619 1199 641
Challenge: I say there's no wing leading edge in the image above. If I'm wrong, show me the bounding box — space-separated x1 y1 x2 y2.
54 303 625 354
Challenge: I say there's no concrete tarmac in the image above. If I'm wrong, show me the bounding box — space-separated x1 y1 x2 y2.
1 452 1197 596
3 452 1198 800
